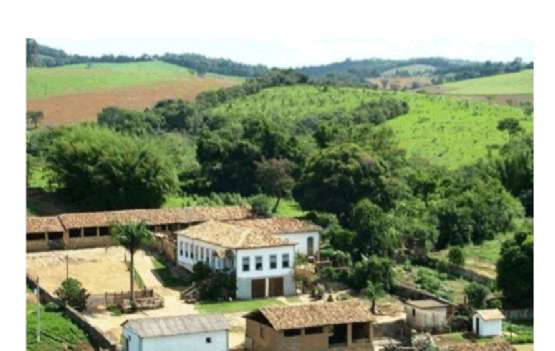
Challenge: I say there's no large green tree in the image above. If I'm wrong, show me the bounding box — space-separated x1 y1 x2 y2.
45 125 178 210
497 231 533 308
255 158 295 213
111 222 153 306
294 143 398 221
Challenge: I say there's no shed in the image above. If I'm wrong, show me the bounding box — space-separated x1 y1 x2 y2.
122 314 229 351
473 309 505 337
404 299 449 332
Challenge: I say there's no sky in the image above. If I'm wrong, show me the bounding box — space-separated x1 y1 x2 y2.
36 38 533 69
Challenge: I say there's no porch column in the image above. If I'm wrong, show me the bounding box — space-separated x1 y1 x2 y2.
347 323 352 346
265 278 270 298
96 227 100 236
80 228 84 237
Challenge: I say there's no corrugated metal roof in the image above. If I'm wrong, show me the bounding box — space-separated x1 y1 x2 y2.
123 314 229 338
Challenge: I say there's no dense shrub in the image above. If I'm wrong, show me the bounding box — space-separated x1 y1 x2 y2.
249 194 273 218
464 283 490 309
55 278 89 311
497 231 533 308
448 246 465 267
45 125 179 210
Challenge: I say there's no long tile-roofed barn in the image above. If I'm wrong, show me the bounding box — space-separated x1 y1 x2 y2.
27 206 253 232
176 220 294 249
231 217 321 234
246 300 374 331
27 216 64 233
122 314 229 338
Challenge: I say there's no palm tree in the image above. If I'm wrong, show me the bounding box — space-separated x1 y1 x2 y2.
365 280 385 314
111 221 153 306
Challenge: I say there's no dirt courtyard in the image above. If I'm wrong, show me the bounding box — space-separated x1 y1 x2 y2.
26 247 139 294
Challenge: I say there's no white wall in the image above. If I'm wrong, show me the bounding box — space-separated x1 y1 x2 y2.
277 231 320 256
473 316 503 337
236 246 295 279
124 327 228 351
177 236 230 271
122 326 141 351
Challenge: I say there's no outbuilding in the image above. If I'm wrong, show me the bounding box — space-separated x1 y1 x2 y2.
404 299 449 332
473 309 505 337
122 314 229 351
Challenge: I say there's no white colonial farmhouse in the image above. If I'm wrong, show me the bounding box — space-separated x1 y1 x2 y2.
122 314 229 351
176 218 321 299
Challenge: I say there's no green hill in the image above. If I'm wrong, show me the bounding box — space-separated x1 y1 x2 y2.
381 64 436 77
210 85 532 168
27 61 201 98
432 69 533 96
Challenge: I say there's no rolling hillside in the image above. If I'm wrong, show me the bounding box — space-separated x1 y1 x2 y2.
209 85 532 168
427 69 533 96
27 61 241 126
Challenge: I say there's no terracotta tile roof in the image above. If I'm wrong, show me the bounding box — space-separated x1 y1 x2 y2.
246 300 374 330
27 216 64 233
231 218 321 234
176 221 294 249
405 299 448 309
52 206 252 229
446 342 516 351
123 314 229 338
475 309 505 321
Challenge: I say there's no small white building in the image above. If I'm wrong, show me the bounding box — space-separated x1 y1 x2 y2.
404 299 449 332
122 314 229 351
473 309 505 337
176 220 301 299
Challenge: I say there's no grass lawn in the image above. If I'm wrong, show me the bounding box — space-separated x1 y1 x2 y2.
195 297 285 314
435 70 533 96
26 300 91 351
151 257 191 288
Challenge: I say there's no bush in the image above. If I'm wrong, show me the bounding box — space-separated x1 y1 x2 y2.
44 301 61 312
448 246 465 267
55 278 89 311
192 262 212 283
198 270 236 301
464 283 490 309
249 194 273 218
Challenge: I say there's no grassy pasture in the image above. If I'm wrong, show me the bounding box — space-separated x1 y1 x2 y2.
27 61 241 126
428 236 508 279
210 85 532 168
195 297 285 314
381 64 437 77
428 69 533 96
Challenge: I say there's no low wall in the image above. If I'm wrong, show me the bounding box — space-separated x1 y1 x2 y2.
373 319 410 342
66 236 114 250
27 240 49 252
27 275 119 351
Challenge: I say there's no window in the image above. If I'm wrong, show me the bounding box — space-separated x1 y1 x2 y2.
69 229 81 238
200 247 205 261
195 246 199 260
205 337 212 344
179 242 184 257
282 253 290 268
284 329 301 337
206 249 211 264
255 256 263 271
27 233 45 241
242 257 250 272
84 227 97 237
48 232 63 240
99 227 110 236
305 327 323 335
270 255 277 269
184 243 188 258
412 308 416 317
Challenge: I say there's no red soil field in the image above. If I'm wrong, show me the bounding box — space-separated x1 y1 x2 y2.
27 76 239 126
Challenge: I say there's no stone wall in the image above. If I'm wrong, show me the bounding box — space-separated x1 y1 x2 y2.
66 236 113 250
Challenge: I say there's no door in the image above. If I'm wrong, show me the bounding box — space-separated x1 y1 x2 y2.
476 317 480 335
251 279 266 298
269 277 284 297
307 236 315 256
